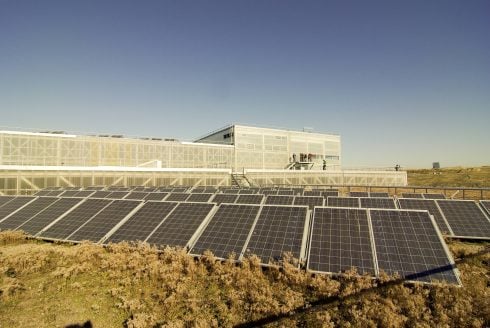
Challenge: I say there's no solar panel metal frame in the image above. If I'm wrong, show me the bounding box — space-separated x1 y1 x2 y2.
368 208 461 285
242 204 311 266
435 199 490 240
189 203 262 261
145 201 218 249
307 206 377 277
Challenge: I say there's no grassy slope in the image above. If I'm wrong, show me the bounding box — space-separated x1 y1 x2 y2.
407 166 490 187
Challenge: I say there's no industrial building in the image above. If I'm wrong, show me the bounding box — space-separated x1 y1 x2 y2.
0 125 406 194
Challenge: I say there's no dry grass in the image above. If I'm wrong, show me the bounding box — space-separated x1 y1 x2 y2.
407 166 490 188
0 231 488 328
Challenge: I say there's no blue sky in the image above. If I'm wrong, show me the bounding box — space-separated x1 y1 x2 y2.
1 0 489 168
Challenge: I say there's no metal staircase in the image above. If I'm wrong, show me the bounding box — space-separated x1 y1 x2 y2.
231 173 254 188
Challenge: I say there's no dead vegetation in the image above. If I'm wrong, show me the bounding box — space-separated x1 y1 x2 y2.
0 232 488 327
407 166 490 188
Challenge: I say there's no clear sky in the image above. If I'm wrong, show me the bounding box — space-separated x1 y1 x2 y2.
1 0 489 168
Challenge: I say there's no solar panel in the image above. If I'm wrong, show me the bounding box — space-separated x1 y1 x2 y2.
144 192 168 201
222 188 240 194
264 195 295 206
190 204 261 259
67 200 142 242
186 193 214 203
293 196 324 210
238 189 258 194
71 190 94 198
106 201 178 243
0 196 16 208
106 191 130 199
84 186 105 191
322 191 339 198
262 190 279 196
33 190 52 196
211 193 239 205
165 192 191 202
131 186 145 192
277 190 296 196
327 197 360 208
423 193 446 199
59 190 80 197
45 190 65 197
0 197 59 231
146 202 215 248
369 192 390 198
157 187 174 192
172 187 188 192
480 200 490 215
39 198 112 240
244 205 309 263
0 197 36 221
235 194 264 204
124 192 149 200
89 191 112 198
307 207 375 275
303 191 323 197
401 193 424 199
370 209 460 284
436 200 490 239
349 192 369 197
360 197 397 209
16 198 83 235
397 198 451 235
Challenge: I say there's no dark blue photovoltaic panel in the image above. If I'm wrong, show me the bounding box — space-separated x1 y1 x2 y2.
146 202 215 248
39 199 112 240
264 195 295 206
16 198 83 235
190 204 260 259
0 196 16 208
307 207 375 275
0 197 59 231
359 197 397 209
244 205 308 263
106 201 178 243
326 197 360 208
370 209 459 284
398 198 451 234
293 196 324 210
0 197 36 221
67 200 141 242
211 194 239 205
436 200 490 239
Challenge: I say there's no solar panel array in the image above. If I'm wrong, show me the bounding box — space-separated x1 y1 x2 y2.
0 185 481 285
480 200 490 214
